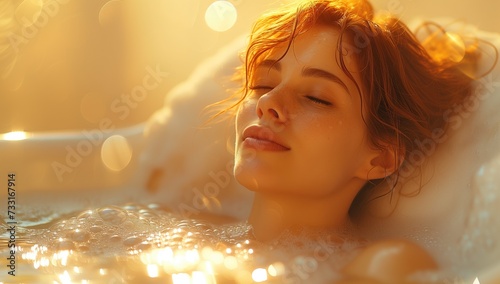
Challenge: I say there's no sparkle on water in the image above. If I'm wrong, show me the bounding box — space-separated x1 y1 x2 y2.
13 203 360 283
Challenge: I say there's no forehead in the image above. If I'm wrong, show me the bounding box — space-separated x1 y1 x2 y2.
255 25 359 72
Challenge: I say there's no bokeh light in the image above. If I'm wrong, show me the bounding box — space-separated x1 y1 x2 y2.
267 262 285 277
146 264 159 278
205 1 237 32
223 255 238 270
101 135 133 171
251 268 268 282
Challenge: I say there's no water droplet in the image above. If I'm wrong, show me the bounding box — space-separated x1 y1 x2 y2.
89 226 103 233
171 233 183 243
110 235 122 242
139 209 158 218
77 210 94 220
70 230 91 242
137 242 152 251
78 245 90 252
123 236 142 247
122 220 135 229
122 203 140 211
98 206 127 225
147 203 161 210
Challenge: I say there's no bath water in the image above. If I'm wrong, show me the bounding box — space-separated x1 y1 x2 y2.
2 202 363 283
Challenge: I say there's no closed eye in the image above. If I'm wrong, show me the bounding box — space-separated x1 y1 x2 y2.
249 85 273 91
249 85 274 96
306 95 332 106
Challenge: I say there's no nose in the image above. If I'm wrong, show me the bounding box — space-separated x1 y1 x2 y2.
256 90 286 123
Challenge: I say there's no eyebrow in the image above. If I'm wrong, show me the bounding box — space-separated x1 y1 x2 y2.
301 67 350 94
257 59 281 71
256 59 350 94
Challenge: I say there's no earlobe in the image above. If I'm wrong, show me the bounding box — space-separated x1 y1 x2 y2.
362 146 402 181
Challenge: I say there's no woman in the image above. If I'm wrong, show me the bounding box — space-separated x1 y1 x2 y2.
215 0 482 282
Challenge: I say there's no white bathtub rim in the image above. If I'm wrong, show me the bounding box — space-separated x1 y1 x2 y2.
0 122 146 143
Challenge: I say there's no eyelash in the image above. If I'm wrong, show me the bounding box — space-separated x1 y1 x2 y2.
306 95 332 106
249 86 272 91
249 86 332 106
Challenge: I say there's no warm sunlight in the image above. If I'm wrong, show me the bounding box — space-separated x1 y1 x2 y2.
2 131 28 141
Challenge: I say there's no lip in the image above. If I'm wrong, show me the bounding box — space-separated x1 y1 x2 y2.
241 125 290 151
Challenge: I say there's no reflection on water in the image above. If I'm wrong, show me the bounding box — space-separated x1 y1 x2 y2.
6 203 360 283
2 153 498 283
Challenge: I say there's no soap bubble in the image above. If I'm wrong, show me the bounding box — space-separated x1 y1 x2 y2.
70 229 91 242
98 206 128 225
123 236 143 247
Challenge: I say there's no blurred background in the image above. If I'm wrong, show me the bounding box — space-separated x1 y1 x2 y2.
0 0 499 134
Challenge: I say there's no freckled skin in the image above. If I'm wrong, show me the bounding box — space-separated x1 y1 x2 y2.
235 25 396 241
234 25 439 281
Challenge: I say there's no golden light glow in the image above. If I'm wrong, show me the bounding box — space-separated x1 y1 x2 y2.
172 272 191 284
208 250 224 265
223 256 238 270
171 271 215 284
58 270 72 284
205 1 237 32
251 268 268 282
2 131 28 141
417 23 466 64
147 264 159 278
54 250 70 267
191 271 211 284
473 277 481 284
267 262 285 277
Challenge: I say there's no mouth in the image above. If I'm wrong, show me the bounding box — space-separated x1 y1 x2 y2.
241 125 290 151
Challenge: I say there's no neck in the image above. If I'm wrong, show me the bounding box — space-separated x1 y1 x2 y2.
247 190 357 242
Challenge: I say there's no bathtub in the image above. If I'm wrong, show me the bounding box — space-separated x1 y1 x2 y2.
0 124 145 192
1 0 500 283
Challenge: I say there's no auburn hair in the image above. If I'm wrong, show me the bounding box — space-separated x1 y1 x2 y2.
214 0 488 212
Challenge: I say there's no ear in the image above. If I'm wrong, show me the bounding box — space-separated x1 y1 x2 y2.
357 145 403 181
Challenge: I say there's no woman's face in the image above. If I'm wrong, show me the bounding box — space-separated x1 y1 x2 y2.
234 25 379 198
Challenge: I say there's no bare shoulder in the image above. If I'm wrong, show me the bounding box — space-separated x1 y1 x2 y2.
340 239 438 284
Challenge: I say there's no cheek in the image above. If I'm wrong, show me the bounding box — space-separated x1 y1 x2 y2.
235 99 256 131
